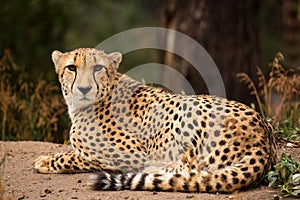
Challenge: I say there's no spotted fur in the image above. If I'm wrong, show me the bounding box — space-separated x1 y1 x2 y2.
34 48 277 193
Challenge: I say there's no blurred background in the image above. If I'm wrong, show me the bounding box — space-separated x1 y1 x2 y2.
0 0 299 142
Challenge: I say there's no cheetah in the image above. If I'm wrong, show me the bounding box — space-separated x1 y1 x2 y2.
34 48 277 193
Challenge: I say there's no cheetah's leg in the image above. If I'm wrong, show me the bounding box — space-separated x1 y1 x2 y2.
34 150 116 173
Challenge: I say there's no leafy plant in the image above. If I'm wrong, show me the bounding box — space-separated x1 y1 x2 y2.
0 49 69 142
268 153 300 197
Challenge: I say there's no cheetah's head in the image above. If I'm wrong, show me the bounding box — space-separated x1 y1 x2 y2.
52 48 122 114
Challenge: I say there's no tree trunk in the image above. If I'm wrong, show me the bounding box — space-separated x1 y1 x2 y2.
160 0 261 105
282 0 300 68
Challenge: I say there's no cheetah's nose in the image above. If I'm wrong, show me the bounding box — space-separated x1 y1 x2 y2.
78 86 92 95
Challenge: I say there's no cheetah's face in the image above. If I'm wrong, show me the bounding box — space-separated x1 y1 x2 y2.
51 48 122 113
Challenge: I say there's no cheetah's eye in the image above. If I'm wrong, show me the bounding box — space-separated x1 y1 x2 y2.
94 64 105 72
66 65 77 72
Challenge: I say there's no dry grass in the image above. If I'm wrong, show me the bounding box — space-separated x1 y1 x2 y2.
237 53 300 124
0 49 68 142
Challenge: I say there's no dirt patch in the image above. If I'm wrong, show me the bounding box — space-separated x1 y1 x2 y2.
0 141 298 200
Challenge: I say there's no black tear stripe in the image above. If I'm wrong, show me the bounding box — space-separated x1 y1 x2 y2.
71 70 77 93
93 69 99 95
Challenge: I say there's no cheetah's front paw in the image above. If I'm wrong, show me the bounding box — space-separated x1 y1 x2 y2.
33 155 53 173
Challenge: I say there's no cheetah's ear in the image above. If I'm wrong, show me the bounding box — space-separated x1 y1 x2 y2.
52 50 64 73
108 52 122 68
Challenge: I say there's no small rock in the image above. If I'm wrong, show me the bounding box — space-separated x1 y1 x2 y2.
42 177 52 181
44 188 52 194
77 179 82 183
18 195 25 200
186 195 194 199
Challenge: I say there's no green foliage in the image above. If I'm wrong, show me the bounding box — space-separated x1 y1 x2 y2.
0 50 69 142
274 106 300 142
268 153 300 197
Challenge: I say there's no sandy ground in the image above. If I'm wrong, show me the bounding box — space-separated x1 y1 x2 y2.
0 141 299 200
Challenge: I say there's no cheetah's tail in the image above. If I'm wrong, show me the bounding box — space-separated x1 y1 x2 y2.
88 162 270 193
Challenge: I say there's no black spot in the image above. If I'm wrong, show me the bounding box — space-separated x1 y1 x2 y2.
181 121 185 128
174 174 181 178
231 171 238 176
210 141 216 147
194 182 200 193
64 164 71 169
245 111 253 116
191 138 197 147
175 128 181 135
225 134 232 139
196 130 201 137
209 113 216 119
253 166 260 172
232 178 239 184
221 155 228 161
215 150 220 156
168 177 175 187
233 141 240 146
250 159 256 165
216 182 222 190
183 103 187 111
241 167 248 171
205 104 212 109
243 172 251 178
221 174 227 182
256 151 262 156
206 146 211 153
90 142 96 147
216 107 223 111
225 184 232 190
201 121 206 128
205 185 212 192
203 132 209 138
209 156 215 164
214 130 220 137
183 131 190 137
219 140 226 146
173 114 178 121
223 148 230 153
